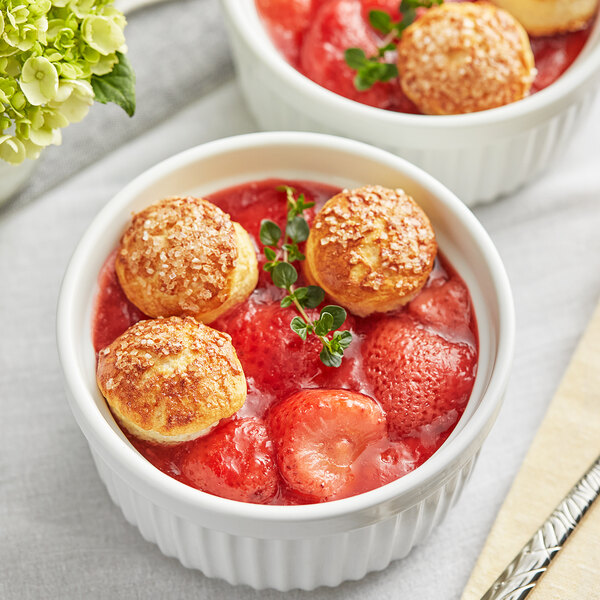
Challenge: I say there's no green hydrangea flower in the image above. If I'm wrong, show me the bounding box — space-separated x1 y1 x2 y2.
0 0 135 165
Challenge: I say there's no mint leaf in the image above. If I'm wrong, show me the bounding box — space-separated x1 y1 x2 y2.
272 262 298 289
315 313 334 336
369 9 393 34
320 346 343 368
286 215 310 243
344 47 368 70
280 294 294 308
259 220 282 246
91 52 136 117
263 246 277 260
291 316 309 340
320 305 347 331
304 286 325 308
333 330 353 349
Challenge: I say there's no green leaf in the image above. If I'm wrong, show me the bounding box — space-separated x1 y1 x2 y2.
272 262 298 289
263 261 277 272
291 316 309 341
320 305 347 331
333 330 353 349
294 287 308 300
344 47 367 70
304 286 325 308
263 246 277 260
286 215 310 243
283 243 305 262
314 312 334 336
280 294 294 308
379 62 399 82
369 9 393 34
320 346 343 368
91 52 136 117
259 220 282 246
355 68 378 91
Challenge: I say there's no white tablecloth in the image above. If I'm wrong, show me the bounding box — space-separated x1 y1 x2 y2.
1 2 600 597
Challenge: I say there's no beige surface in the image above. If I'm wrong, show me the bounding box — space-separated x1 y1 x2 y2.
462 300 600 599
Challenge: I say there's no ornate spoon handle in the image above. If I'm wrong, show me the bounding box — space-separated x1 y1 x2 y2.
481 453 600 600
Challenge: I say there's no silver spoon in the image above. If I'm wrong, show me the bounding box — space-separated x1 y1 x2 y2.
481 452 600 600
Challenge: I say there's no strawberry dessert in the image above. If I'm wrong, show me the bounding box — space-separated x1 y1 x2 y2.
92 179 478 505
255 0 596 113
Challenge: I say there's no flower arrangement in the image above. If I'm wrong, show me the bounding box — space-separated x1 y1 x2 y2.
0 0 135 165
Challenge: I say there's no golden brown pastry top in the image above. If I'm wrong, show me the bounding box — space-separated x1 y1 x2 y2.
490 0 598 36
305 185 437 317
115 196 258 323
397 2 536 115
97 316 246 443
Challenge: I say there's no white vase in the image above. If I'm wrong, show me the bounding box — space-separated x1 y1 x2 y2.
0 159 36 207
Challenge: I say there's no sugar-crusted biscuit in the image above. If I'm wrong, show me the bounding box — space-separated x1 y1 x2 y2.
97 316 246 444
116 196 258 323
305 185 437 317
490 0 598 36
397 2 536 115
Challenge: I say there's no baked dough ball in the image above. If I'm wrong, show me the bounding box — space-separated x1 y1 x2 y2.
397 2 536 115
305 185 437 317
97 316 247 444
116 196 258 324
490 0 598 36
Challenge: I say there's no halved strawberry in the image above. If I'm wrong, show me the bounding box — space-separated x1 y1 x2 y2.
408 277 473 340
362 315 477 438
256 0 315 33
267 389 387 501
300 0 402 109
181 418 279 504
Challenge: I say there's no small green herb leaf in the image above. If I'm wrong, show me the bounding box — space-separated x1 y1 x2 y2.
344 47 368 70
320 346 343 368
263 246 277 260
283 243 305 262
315 312 334 336
320 305 347 331
304 286 325 308
91 52 136 117
286 215 310 243
280 294 294 308
291 316 309 340
369 9 393 34
333 330 353 350
272 262 298 289
260 220 282 246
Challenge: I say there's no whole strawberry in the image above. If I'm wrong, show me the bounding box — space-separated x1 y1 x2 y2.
362 315 477 437
181 418 279 504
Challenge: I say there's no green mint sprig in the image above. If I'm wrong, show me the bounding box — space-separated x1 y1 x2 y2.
260 185 353 368
344 0 443 91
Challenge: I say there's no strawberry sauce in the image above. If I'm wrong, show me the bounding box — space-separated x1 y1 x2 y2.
256 0 593 112
92 179 479 504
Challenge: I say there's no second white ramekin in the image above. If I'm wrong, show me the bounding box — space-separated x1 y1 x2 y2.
220 0 600 206
57 132 514 590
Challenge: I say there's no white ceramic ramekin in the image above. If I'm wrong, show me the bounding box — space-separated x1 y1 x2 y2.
219 0 600 206
57 132 514 591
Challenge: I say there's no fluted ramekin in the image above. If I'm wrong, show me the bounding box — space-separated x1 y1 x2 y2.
57 132 514 591
219 0 600 206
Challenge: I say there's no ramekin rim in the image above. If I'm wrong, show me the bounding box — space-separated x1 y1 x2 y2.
57 131 515 525
220 0 600 128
